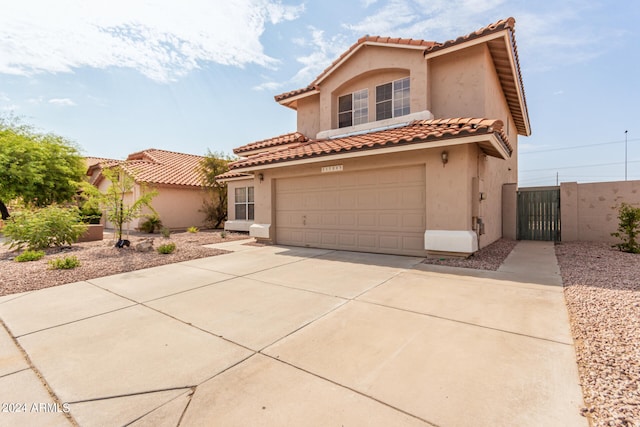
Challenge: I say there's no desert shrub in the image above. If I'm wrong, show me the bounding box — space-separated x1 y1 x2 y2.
139 214 162 233
157 242 176 254
48 256 80 270
187 226 199 233
220 230 227 239
611 203 640 253
15 250 45 262
2 206 87 250
161 227 171 238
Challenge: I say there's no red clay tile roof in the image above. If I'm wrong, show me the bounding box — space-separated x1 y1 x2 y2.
425 17 516 53
84 156 120 168
214 170 253 181
229 118 510 170
89 149 206 187
120 149 206 187
275 36 435 103
233 132 309 155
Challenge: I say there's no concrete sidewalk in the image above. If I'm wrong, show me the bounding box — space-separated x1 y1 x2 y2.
0 241 586 426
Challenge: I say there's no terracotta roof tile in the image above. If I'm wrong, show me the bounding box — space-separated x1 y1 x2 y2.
89 149 207 187
120 149 206 187
214 170 253 181
233 132 309 154
424 17 515 54
229 118 510 170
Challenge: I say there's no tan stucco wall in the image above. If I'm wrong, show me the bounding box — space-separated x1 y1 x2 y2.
296 94 321 138
429 44 486 119
249 141 506 249
146 186 208 230
561 180 640 243
96 178 208 231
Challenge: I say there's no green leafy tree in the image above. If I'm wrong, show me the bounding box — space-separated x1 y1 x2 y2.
85 166 158 241
611 202 640 254
0 117 85 219
199 150 235 229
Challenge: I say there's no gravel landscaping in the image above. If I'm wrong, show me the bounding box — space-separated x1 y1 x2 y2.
0 230 249 296
2 230 638 425
421 238 518 270
556 241 640 427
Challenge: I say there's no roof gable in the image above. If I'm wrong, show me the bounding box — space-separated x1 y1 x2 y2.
274 17 530 136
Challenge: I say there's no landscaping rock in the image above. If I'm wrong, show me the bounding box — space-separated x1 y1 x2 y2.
134 239 154 253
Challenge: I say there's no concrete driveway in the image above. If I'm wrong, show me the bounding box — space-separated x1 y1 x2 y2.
0 241 586 426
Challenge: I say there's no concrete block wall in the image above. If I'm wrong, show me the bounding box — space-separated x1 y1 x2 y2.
560 180 640 243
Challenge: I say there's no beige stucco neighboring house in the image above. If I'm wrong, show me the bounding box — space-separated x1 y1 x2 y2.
217 17 530 257
87 149 209 231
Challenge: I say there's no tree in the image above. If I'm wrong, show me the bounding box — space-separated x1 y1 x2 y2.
611 202 640 254
199 150 235 229
83 166 158 242
0 117 85 219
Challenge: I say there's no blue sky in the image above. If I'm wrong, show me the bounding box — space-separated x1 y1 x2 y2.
1 0 639 186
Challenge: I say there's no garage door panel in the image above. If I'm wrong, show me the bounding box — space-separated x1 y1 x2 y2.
357 213 377 227
276 165 426 256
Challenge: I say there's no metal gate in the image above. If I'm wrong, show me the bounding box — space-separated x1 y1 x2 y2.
517 188 561 241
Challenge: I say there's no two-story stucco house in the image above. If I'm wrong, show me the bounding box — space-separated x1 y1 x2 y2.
219 17 530 257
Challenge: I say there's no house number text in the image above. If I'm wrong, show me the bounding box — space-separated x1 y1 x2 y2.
321 165 343 173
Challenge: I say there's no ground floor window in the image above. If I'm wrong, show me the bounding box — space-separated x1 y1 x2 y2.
235 186 254 220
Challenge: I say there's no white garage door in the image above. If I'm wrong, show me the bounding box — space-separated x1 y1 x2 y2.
275 165 426 256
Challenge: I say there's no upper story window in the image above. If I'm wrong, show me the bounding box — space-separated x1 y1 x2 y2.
376 77 410 121
338 89 368 128
235 186 254 221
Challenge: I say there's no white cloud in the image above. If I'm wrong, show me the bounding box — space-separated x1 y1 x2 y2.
0 0 304 83
253 81 285 91
49 98 77 107
291 27 351 85
342 0 611 72
0 92 9 102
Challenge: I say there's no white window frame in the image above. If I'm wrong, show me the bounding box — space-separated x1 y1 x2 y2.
338 88 368 128
234 186 254 221
375 77 410 121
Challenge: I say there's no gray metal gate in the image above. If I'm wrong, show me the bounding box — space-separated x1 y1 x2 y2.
517 188 561 241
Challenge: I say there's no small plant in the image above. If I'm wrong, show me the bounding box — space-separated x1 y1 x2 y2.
15 250 45 262
220 230 227 239
611 202 640 254
157 242 176 254
2 205 87 250
48 256 80 270
161 227 171 238
187 226 199 233
139 214 163 233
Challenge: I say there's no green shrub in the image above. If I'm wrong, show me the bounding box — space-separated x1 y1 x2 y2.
161 227 171 238
15 250 45 262
220 230 227 239
611 203 640 253
2 206 87 250
157 242 176 254
79 205 102 224
48 256 80 270
187 226 199 233
139 214 162 233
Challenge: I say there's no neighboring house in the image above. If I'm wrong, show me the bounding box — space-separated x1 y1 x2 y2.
218 17 530 257
87 149 209 231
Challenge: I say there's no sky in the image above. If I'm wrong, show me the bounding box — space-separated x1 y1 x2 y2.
1 0 639 187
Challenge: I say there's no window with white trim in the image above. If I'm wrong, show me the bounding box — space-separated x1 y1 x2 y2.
338 88 368 128
235 186 254 220
376 77 410 120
